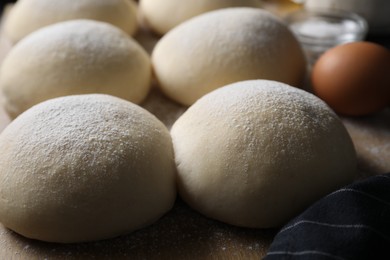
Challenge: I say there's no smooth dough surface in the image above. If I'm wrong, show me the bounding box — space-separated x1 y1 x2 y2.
0 20 151 119
4 0 138 43
171 80 357 228
0 94 176 243
152 8 306 106
140 0 262 35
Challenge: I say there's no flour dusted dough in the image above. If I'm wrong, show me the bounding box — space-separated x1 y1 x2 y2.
0 20 151 119
152 8 306 106
0 94 176 243
4 0 138 43
171 80 356 228
140 0 262 35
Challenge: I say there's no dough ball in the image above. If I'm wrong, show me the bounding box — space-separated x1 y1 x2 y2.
152 8 306 106
139 0 262 35
0 94 176 243
0 20 151 119
171 80 356 228
4 0 138 43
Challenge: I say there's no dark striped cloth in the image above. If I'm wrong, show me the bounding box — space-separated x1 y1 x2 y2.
265 173 390 260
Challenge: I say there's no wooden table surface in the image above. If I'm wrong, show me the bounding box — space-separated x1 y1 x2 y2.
0 2 389 259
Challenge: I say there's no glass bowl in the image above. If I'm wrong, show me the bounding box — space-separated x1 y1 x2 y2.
284 9 368 66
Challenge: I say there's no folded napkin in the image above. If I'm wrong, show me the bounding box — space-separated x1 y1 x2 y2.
265 173 390 260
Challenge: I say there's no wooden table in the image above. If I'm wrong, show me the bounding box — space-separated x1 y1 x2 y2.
0 2 389 259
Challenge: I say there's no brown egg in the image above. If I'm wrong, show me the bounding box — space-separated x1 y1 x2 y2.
311 41 390 116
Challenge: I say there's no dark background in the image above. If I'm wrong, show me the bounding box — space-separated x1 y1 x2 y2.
0 1 13 11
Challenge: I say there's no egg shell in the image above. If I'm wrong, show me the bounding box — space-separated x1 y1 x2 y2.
311 41 390 116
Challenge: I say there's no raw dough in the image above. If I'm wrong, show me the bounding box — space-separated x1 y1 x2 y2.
139 0 262 35
0 94 176 243
152 8 306 106
171 80 357 228
4 0 138 43
0 19 151 119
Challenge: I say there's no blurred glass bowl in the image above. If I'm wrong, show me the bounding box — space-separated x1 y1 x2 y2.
284 9 368 66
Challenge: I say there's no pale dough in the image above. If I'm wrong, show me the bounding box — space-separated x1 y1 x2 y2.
0 20 151 119
171 80 357 228
4 0 139 43
139 0 262 35
152 8 306 106
0 94 176 243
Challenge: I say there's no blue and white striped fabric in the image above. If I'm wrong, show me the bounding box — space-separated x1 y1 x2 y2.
265 173 390 260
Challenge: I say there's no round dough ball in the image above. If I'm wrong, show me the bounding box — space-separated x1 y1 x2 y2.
0 19 151 119
171 80 356 228
4 0 138 43
139 0 262 35
0 94 176 243
152 8 306 106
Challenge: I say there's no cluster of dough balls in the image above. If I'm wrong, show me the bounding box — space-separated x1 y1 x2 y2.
0 94 176 243
0 19 151 118
152 7 306 106
4 0 138 43
171 80 356 228
139 0 262 35
0 4 307 117
0 0 357 244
